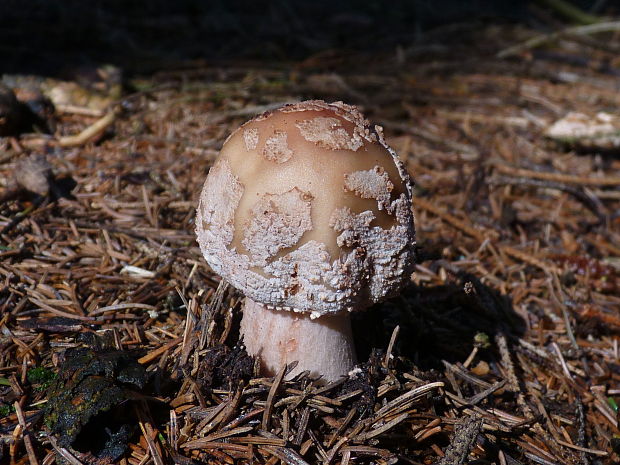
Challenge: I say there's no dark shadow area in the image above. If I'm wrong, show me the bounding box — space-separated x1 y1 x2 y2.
0 0 532 78
353 271 526 370
72 408 134 461
51 175 78 200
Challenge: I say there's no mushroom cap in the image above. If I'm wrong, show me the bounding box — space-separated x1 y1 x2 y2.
196 100 415 317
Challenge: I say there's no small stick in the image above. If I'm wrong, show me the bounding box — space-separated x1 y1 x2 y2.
548 274 579 350
552 342 573 380
262 365 286 431
384 120 478 155
555 440 607 457
383 325 400 368
260 445 311 465
59 110 116 147
54 104 105 117
467 380 508 406
443 360 493 389
14 401 39 465
169 409 178 451
324 437 348 465
20 111 117 149
500 245 561 275
46 435 84 465
138 337 183 365
489 176 607 222
326 408 356 448
137 413 165 465
415 197 490 242
418 198 562 274
575 398 590 465
437 415 482 465
533 0 600 25
293 407 311 446
497 20 620 58
493 162 620 187
496 333 532 417
355 412 409 441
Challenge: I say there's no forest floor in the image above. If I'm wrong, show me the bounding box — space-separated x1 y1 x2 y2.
1 20 620 465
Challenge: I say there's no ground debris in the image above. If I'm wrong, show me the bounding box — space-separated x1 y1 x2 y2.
43 345 146 460
1 16 620 465
545 111 620 153
437 415 482 465
192 344 254 391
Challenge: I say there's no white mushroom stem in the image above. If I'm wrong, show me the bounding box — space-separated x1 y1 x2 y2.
240 297 357 382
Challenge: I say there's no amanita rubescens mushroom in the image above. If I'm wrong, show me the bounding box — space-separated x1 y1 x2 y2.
196 100 415 381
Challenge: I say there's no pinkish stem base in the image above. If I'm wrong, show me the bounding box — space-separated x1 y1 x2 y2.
240 297 357 382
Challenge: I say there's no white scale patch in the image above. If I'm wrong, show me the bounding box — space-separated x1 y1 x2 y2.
196 158 243 246
296 116 364 151
243 128 259 150
242 188 313 266
344 166 394 211
263 130 293 163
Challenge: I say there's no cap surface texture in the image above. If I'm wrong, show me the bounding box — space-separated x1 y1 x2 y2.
196 100 415 317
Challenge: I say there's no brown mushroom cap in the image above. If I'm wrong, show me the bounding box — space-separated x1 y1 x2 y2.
196 100 415 317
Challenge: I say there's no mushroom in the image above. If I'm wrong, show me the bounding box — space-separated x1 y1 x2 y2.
196 100 415 381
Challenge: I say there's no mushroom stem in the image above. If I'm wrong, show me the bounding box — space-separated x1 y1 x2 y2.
240 297 357 382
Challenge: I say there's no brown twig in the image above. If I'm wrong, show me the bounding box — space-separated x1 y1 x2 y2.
493 162 620 186
497 21 620 58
